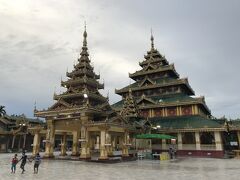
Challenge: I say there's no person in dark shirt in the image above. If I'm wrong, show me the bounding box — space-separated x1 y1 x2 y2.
34 153 41 174
19 152 30 174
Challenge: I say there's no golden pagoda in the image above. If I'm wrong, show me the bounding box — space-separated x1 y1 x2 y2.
31 26 134 160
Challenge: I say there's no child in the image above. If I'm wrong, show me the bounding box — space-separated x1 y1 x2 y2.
34 153 41 174
19 151 31 174
11 154 18 173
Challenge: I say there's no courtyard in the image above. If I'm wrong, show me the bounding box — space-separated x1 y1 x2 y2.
0 153 240 180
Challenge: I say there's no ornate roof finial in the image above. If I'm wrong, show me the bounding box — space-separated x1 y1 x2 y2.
83 21 87 47
34 101 37 111
107 90 109 101
54 86 56 94
150 28 154 49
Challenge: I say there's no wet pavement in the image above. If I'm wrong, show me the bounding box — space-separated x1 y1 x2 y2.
1 153 240 180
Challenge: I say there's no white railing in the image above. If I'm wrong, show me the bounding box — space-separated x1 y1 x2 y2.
200 144 216 150
182 144 196 150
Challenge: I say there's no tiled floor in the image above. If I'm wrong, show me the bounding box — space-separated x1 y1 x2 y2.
1 153 240 180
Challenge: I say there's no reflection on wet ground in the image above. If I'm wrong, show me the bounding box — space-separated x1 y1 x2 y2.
1 153 240 180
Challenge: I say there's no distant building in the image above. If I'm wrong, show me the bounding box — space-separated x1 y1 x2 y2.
0 114 44 152
112 33 240 158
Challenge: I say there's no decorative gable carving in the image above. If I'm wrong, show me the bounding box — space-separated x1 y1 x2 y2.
139 77 156 87
137 95 156 106
49 99 72 110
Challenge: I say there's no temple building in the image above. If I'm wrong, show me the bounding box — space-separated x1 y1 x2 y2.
0 114 43 152
31 26 138 160
112 33 240 158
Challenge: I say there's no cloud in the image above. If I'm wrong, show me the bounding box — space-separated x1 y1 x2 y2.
0 0 240 118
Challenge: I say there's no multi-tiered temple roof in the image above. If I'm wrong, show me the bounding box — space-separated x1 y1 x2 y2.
113 33 211 120
35 27 120 122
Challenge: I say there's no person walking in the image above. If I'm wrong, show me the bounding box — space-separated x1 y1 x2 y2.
11 154 18 173
33 153 41 174
19 151 31 174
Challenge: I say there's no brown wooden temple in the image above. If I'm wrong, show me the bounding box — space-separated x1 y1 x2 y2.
112 33 240 158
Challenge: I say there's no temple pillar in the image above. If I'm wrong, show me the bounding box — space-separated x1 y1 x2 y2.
177 133 183 150
23 134 26 150
79 125 90 159
194 105 199 115
32 132 41 156
237 131 240 149
11 135 16 149
99 130 108 160
162 139 167 150
122 131 129 157
191 105 195 115
176 107 180 116
60 133 67 156
44 120 55 158
72 131 79 156
164 108 168 117
112 136 116 151
18 135 21 151
106 132 113 156
214 131 223 151
195 132 201 150
95 135 100 150
179 106 182 116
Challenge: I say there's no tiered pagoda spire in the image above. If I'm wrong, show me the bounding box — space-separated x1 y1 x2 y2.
120 89 139 118
113 33 211 118
35 27 119 121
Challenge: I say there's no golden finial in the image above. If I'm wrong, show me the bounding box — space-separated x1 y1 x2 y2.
151 28 154 49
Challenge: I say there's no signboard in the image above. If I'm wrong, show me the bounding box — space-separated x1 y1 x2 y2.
230 141 238 146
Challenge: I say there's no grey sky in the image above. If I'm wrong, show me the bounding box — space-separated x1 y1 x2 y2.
0 0 239 118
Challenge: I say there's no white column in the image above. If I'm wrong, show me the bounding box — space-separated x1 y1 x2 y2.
60 133 67 156
23 134 26 150
44 121 55 158
122 131 129 157
99 130 108 159
72 131 79 156
177 133 183 150
195 132 201 150
214 131 223 151
162 139 167 150
11 135 16 149
80 126 90 159
237 131 240 148
32 132 40 156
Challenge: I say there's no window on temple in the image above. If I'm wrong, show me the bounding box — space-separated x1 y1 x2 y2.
200 132 215 144
182 132 196 144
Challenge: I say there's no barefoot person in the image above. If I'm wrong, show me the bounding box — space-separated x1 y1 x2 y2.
19 151 31 174
34 153 41 174
11 154 18 173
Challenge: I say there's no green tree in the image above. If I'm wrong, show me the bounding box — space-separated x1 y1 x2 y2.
0 106 6 117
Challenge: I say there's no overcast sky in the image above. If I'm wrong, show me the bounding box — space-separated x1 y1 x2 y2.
0 0 240 119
